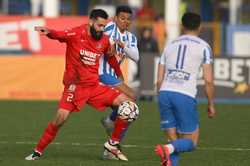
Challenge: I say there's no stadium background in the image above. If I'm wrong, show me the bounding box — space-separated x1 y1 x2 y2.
0 0 250 166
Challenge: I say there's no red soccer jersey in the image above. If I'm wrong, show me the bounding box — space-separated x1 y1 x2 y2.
47 24 119 86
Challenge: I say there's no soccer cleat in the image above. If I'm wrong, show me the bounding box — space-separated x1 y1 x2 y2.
101 117 114 136
102 149 119 160
104 141 128 161
155 144 172 166
25 150 42 160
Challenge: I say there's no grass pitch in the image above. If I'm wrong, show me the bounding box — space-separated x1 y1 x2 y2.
0 100 250 166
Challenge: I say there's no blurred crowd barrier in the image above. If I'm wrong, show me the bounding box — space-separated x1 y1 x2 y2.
139 54 250 102
0 16 250 101
1 54 249 101
0 16 88 55
0 56 64 100
1 16 250 56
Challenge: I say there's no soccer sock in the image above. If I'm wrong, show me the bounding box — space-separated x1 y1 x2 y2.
35 122 59 153
170 138 195 153
170 152 180 166
110 106 130 141
119 122 131 140
111 117 129 142
109 106 118 121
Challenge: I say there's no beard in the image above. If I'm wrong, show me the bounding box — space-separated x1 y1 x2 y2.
90 25 103 40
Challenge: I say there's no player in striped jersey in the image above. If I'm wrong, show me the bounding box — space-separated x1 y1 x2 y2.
99 5 139 95
99 5 139 160
155 13 216 166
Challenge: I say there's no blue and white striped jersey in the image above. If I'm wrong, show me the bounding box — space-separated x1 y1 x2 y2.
99 21 139 78
159 35 213 98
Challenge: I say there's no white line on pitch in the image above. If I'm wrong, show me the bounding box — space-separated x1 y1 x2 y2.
1 141 250 151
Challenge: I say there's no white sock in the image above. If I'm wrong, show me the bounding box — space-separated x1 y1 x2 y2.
165 144 175 154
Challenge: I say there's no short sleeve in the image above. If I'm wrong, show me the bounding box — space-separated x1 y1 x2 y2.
202 46 213 64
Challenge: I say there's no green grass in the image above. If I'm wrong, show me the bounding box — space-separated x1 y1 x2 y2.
0 100 250 166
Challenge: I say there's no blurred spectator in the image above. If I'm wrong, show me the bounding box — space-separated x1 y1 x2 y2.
139 27 158 53
136 0 155 21
153 14 167 52
76 0 90 15
31 0 42 16
119 0 129 5
200 0 214 22
8 0 31 15
214 1 229 23
137 27 158 81
60 0 72 15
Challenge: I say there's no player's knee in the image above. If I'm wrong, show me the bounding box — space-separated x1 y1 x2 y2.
165 129 178 141
116 83 136 101
117 101 139 122
113 93 130 106
130 92 136 101
53 109 70 127
52 119 64 128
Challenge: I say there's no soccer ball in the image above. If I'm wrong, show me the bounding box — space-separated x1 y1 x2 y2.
117 101 139 122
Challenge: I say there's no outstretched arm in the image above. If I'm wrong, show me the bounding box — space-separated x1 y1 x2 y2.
34 26 74 42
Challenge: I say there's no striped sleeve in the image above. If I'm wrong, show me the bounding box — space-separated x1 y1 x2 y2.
104 22 115 37
202 45 213 64
130 34 137 47
123 32 139 62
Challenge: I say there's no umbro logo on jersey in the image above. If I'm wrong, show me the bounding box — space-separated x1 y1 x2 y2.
96 44 102 49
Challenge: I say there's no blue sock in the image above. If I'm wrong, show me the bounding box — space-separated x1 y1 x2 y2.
171 138 195 153
170 152 180 166
109 106 118 121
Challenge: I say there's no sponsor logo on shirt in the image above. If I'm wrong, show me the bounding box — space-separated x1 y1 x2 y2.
167 69 190 83
79 49 101 65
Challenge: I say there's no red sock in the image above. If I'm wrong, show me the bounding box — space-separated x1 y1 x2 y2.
111 117 128 142
35 122 59 153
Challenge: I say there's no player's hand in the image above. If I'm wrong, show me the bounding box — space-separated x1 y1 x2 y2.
114 40 125 48
155 81 162 94
115 53 124 61
207 104 216 118
34 26 50 35
115 53 126 62
107 44 116 56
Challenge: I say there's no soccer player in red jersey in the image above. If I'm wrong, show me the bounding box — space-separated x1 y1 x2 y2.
25 9 138 161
